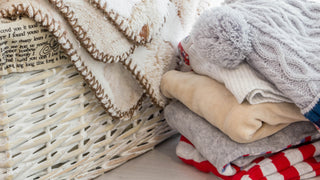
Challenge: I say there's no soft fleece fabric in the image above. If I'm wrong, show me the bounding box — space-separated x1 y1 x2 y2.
161 70 307 143
189 0 320 127
0 0 213 119
164 101 320 175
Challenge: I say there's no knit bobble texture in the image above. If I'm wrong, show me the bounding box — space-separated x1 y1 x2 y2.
191 6 252 69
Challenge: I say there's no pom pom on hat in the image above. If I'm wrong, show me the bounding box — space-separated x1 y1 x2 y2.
190 6 252 69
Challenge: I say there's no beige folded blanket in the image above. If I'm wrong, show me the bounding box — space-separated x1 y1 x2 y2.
161 70 307 143
0 0 215 119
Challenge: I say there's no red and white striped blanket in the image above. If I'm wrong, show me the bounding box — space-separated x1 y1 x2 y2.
177 135 320 180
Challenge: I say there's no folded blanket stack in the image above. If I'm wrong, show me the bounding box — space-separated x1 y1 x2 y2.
165 101 320 178
190 0 320 127
160 0 320 179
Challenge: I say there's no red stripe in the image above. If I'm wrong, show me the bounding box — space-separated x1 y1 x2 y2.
252 156 265 163
306 157 320 173
178 156 211 173
248 165 267 180
246 152 291 179
178 42 184 52
278 165 300 180
180 135 194 147
232 164 241 172
269 152 291 171
299 144 316 160
232 157 265 180
314 168 320 176
305 136 312 142
274 145 315 180
178 42 190 65
279 157 320 179
232 170 247 180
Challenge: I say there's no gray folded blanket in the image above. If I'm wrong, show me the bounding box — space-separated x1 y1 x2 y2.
164 101 320 175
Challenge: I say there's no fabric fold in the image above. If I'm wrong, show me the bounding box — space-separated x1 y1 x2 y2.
0 0 213 119
164 100 320 175
49 0 136 63
177 135 320 180
161 70 307 143
179 35 292 105
189 0 320 127
89 0 170 44
0 1 145 119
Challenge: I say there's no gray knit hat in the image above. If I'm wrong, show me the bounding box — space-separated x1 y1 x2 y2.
190 0 320 127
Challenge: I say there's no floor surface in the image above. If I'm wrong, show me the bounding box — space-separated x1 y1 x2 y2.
96 134 219 180
95 134 320 180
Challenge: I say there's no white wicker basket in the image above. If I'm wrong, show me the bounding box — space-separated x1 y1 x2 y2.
0 63 176 180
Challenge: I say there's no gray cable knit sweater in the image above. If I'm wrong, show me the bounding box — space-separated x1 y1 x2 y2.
190 0 320 127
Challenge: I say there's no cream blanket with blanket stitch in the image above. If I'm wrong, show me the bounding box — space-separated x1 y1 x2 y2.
0 0 214 119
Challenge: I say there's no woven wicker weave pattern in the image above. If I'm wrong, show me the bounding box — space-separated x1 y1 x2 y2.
0 63 176 180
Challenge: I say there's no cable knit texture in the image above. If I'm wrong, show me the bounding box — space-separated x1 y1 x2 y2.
190 0 320 126
179 35 292 104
